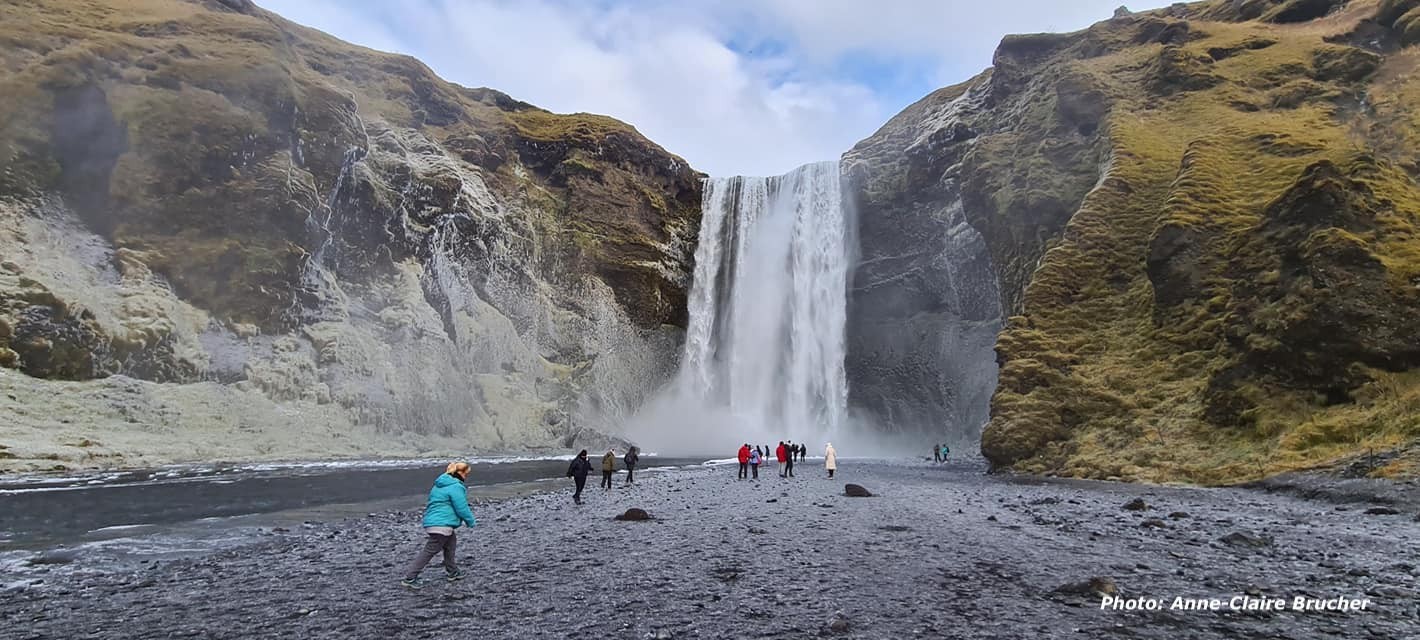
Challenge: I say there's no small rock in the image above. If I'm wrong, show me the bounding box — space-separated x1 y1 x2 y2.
614 508 651 522
748 527 767 535
1363 506 1401 515
826 611 851 633
28 549 80 565
1140 519 1167 529
844 484 872 497
879 525 911 532
986 515 998 522
1347 567 1371 577
1054 576 1118 596
1122 498 1149 511
1220 531 1273 548
1167 511 1190 519
651 630 673 640
1029 497 1061 506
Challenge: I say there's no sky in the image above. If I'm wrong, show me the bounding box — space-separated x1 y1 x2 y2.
258 0 1173 177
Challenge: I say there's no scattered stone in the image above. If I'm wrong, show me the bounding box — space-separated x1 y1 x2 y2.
1220 531 1273 548
748 527 767 535
879 525 911 532
651 630 673 640
844 484 872 497
1053 576 1118 596
1364 506 1401 515
1347 567 1371 577
1140 518 1167 529
1167 511 1190 519
614 508 651 522
765 498 778 503
986 515 998 522
826 611 851 634
1029 497 1061 506
28 549 80 565
1122 498 1149 511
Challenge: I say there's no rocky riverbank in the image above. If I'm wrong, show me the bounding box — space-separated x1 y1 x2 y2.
3 460 1418 639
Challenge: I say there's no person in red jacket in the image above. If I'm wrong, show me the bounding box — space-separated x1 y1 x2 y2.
737 444 751 480
775 441 788 477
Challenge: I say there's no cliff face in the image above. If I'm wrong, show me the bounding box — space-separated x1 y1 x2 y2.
0 0 701 471
847 0 1420 483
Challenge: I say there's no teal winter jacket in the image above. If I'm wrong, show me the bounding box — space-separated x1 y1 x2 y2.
420 473 477 529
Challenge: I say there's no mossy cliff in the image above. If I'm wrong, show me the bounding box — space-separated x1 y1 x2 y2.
847 0 1420 483
0 0 701 470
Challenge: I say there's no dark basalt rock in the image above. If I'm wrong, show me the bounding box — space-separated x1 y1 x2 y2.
614 508 651 521
1220 531 1274 548
844 484 873 497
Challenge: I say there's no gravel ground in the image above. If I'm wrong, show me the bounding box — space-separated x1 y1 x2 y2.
4 459 1418 639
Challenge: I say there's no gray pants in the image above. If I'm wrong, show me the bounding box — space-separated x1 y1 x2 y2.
403 532 457 579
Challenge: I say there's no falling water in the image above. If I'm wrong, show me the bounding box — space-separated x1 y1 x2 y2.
658 160 850 449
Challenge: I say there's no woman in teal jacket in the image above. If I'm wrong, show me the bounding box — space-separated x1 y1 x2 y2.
401 461 477 588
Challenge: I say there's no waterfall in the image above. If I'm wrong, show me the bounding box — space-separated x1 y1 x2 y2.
650 160 851 450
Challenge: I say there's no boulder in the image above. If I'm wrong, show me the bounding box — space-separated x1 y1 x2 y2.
844 484 873 497
1122 498 1149 511
1220 531 1274 548
1053 576 1118 596
614 508 651 522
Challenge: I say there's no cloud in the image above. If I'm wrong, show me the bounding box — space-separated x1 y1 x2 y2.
257 0 1170 176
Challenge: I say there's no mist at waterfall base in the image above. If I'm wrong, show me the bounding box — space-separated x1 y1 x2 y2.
626 162 880 456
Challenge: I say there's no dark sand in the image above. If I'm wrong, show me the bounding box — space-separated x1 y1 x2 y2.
4 460 1418 639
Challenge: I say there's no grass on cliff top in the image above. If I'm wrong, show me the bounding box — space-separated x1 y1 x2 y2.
995 7 1420 484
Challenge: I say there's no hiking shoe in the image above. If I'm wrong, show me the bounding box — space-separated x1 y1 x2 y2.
400 578 424 590
446 571 466 582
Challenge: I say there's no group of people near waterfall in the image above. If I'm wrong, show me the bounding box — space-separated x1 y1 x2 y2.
399 441 845 588
735 441 837 480
563 446 640 506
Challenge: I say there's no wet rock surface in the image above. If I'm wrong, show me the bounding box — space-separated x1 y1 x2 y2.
4 461 1418 639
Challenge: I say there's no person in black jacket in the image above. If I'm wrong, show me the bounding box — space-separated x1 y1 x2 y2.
566 450 593 505
623 447 640 485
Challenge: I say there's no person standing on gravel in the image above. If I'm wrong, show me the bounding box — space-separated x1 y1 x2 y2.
784 441 796 478
933 443 942 463
738 443 751 480
601 450 617 490
825 443 838 478
401 461 476 589
748 446 761 480
623 446 640 485
567 450 593 505
776 441 788 478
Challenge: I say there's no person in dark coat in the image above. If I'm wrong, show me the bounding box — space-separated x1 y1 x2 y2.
566 450 592 505
934 443 942 463
623 446 640 485
784 441 796 477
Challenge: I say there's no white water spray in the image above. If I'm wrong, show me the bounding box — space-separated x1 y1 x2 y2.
634 161 853 452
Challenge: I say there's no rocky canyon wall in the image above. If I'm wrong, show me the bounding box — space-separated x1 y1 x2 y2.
847 0 1420 483
0 0 701 471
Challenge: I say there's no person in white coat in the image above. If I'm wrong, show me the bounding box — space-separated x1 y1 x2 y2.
824 443 838 478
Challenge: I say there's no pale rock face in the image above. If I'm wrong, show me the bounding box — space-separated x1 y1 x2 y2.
0 1 700 472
